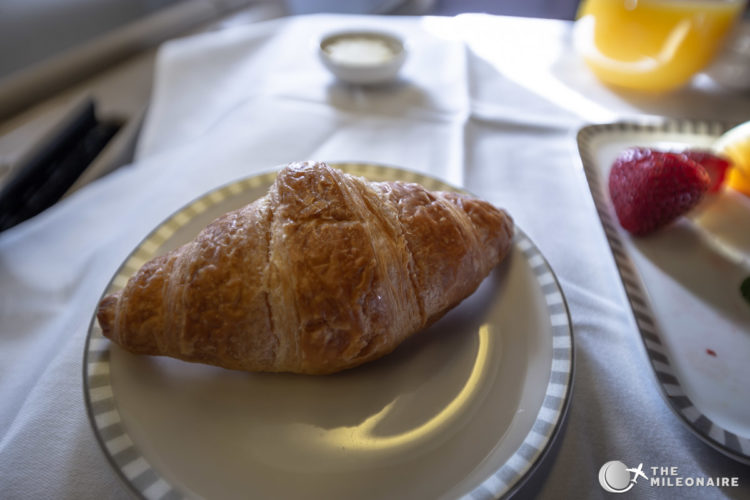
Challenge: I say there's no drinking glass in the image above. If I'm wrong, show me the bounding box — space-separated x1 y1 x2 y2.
574 0 748 92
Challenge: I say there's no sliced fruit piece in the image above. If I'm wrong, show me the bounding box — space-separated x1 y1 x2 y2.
609 148 710 235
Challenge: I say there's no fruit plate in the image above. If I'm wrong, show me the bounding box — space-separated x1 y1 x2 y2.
577 120 750 464
83 163 574 500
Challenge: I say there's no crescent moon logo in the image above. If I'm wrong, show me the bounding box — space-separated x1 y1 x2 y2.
598 461 635 493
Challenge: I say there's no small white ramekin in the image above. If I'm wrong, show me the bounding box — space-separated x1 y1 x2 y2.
318 29 407 85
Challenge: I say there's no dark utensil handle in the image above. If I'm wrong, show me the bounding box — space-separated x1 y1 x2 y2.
0 99 120 231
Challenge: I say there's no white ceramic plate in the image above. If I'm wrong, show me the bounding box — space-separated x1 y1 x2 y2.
84 164 573 500
578 121 750 464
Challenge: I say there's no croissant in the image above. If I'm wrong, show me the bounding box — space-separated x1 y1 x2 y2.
97 161 513 374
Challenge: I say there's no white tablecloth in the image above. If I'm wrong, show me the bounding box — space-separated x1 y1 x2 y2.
1 13 749 499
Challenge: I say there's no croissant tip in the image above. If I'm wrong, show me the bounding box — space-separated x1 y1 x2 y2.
96 293 119 340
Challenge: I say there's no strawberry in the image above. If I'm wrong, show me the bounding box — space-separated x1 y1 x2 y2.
681 150 731 193
608 148 710 235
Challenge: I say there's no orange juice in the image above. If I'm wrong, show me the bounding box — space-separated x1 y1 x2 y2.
575 0 746 92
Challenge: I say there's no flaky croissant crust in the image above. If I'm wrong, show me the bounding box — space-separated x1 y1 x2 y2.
97 162 513 374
